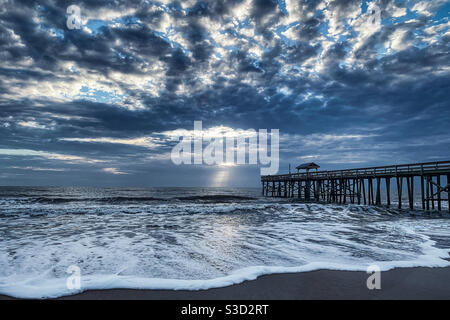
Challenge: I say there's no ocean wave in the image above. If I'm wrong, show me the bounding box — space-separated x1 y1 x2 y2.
4 194 257 205
30 196 164 204
175 195 256 201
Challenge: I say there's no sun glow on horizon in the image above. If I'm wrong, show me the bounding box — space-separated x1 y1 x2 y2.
218 162 236 167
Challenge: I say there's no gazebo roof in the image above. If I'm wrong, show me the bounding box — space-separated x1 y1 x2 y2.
296 162 320 170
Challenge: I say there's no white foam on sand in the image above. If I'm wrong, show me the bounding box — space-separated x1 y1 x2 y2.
1 232 449 299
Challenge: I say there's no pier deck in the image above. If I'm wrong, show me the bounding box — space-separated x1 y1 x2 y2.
261 161 450 211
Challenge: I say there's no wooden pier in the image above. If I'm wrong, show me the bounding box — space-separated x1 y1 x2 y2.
261 161 450 211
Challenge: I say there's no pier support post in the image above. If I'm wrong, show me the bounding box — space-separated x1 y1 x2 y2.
335 179 338 203
421 175 425 210
397 176 403 209
305 180 311 201
343 179 347 204
298 181 302 200
362 179 366 205
336 179 339 203
357 178 361 205
376 177 381 205
292 181 295 198
330 179 335 202
278 181 282 197
386 178 391 207
316 180 321 201
406 176 414 210
447 175 450 212
287 181 290 198
430 177 435 210
336 179 340 203
313 180 317 201
349 179 353 204
437 175 441 211
328 179 332 202
329 179 333 203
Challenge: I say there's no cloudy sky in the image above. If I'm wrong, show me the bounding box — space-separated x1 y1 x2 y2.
0 0 449 187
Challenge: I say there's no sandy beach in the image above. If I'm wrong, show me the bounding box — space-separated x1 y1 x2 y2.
1 266 449 300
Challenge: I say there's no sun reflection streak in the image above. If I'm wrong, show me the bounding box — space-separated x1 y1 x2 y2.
211 169 230 187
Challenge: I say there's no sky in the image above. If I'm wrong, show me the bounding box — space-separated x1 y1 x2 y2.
0 0 449 187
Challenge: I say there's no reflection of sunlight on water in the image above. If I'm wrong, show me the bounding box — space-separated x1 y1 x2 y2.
218 221 238 239
211 168 231 187
204 215 242 261
218 162 236 167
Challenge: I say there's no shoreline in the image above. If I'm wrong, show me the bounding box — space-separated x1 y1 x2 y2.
1 266 450 300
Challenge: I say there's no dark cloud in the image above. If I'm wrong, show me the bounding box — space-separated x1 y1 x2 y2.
0 0 449 186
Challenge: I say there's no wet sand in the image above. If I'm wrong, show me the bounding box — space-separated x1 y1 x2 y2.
1 266 449 300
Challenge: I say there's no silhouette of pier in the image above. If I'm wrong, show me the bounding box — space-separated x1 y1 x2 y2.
261 161 450 211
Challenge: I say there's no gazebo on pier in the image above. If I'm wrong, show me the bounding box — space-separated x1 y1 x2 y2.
296 162 320 173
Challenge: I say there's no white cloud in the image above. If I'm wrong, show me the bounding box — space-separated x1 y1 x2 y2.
386 27 409 52
411 1 446 16
18 120 53 130
0 148 104 164
60 137 160 149
9 166 68 172
161 125 258 139
391 7 407 18
102 167 128 175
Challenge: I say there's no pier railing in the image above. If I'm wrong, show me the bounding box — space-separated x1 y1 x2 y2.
261 160 450 180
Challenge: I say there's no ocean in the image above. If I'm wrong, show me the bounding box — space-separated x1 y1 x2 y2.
0 186 449 298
